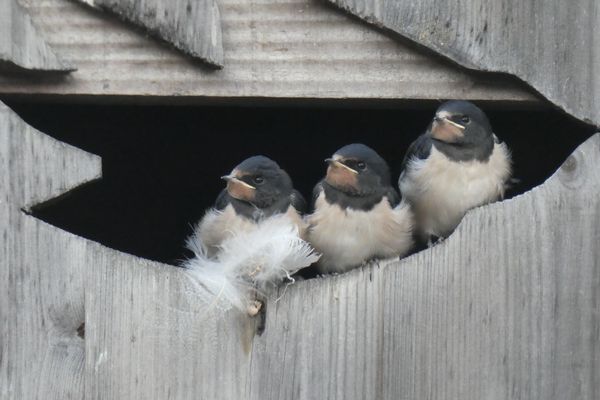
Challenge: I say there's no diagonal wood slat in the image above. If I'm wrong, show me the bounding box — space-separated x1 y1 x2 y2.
75 0 224 68
326 0 600 127
0 0 74 72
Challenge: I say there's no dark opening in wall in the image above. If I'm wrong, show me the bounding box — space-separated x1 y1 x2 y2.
6 101 596 265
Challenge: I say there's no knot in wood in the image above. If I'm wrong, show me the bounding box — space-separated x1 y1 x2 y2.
558 152 584 190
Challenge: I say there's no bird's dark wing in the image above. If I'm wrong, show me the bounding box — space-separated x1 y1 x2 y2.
214 189 231 210
310 181 325 211
385 186 401 207
290 189 307 214
400 134 432 172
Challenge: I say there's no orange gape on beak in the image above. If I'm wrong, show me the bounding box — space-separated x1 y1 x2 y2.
325 158 359 190
430 116 465 143
222 170 256 202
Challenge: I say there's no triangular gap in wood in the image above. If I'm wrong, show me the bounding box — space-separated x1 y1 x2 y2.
0 101 100 209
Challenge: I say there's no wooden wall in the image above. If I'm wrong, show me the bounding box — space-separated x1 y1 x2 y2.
1 101 598 399
0 0 533 103
1 0 598 398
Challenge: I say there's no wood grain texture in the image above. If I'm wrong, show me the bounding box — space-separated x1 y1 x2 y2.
75 0 223 68
326 0 600 126
0 0 535 102
0 101 100 399
0 0 74 72
2 99 598 399
87 134 600 399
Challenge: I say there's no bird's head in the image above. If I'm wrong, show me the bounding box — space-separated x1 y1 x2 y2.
324 143 391 196
222 156 293 208
429 100 494 160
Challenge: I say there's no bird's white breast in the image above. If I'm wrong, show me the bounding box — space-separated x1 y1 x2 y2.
400 142 511 239
307 193 413 274
196 204 307 258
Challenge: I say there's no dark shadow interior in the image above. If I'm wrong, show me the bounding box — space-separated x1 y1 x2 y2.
5 101 596 266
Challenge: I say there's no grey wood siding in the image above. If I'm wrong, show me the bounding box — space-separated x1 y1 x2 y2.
0 0 74 72
327 0 600 126
0 101 100 399
75 0 223 68
0 0 534 103
1 102 598 399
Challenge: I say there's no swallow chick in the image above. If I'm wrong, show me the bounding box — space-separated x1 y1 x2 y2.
185 156 318 323
195 155 307 258
307 144 414 274
399 100 512 244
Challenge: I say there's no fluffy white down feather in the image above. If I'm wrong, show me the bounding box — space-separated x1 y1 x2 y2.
182 214 320 313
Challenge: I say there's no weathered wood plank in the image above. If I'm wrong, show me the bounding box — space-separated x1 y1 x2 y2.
86 133 600 399
326 0 600 126
0 101 100 399
0 0 535 102
0 0 74 72
2 99 598 398
75 0 223 68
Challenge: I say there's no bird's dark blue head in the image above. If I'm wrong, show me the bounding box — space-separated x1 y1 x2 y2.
324 143 392 196
222 155 293 208
429 100 495 161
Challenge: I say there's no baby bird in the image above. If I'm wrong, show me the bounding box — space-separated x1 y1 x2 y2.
399 100 512 244
307 144 413 274
194 155 307 257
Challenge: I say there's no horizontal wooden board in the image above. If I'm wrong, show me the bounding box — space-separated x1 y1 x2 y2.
0 0 536 103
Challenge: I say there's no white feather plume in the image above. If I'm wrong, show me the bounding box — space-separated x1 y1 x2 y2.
182 214 320 314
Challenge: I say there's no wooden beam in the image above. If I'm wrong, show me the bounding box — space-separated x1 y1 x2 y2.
0 0 534 103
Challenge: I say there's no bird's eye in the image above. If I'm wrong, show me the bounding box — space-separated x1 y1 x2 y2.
253 176 264 184
357 162 366 170
460 116 471 124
